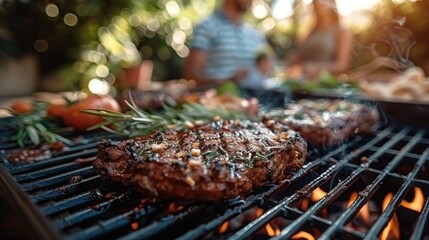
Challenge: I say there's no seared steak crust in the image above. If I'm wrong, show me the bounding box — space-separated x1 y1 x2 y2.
93 120 306 201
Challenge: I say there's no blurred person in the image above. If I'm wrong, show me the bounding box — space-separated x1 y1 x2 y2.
286 0 353 81
240 52 274 88
182 0 267 88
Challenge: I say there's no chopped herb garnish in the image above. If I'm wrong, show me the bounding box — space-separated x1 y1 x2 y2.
293 113 305 120
138 148 149 157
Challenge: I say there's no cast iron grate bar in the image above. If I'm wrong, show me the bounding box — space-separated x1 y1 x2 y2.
21 166 95 192
43 192 104 216
30 175 106 204
41 185 125 216
53 192 140 230
5 148 97 175
15 160 93 183
228 126 395 240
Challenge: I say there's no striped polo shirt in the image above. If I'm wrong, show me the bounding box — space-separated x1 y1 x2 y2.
190 10 266 81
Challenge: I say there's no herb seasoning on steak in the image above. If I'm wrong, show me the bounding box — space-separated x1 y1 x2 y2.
93 119 307 201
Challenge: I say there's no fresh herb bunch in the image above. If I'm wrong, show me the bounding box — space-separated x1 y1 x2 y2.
0 100 73 147
82 98 257 138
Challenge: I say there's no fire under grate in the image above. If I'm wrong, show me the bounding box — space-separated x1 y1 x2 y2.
1 122 429 240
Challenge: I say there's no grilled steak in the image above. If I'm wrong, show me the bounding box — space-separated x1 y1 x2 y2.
266 99 379 146
93 120 307 201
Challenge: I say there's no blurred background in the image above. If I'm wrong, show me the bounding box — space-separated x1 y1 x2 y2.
1 0 429 99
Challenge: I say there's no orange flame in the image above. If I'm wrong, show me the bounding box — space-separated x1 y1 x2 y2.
380 193 400 240
347 192 370 223
256 208 264 217
291 231 316 240
130 222 139 230
311 187 327 202
265 223 280 237
218 221 229 234
401 187 424 212
301 198 310 211
347 192 358 208
255 208 281 236
166 203 184 214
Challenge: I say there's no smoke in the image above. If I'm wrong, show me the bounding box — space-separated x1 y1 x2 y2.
374 24 415 69
354 16 416 73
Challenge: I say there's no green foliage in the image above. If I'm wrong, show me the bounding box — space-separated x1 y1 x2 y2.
282 71 357 92
217 82 240 96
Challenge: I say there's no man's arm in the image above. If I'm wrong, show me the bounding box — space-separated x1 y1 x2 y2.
182 48 212 86
182 48 248 87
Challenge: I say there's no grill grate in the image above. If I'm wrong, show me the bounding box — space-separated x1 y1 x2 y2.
1 123 429 240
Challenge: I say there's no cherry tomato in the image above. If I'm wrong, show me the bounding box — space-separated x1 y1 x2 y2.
9 100 34 114
62 95 121 131
47 103 68 118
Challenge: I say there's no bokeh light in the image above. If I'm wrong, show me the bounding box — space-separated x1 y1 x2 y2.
147 18 161 32
95 65 109 78
141 46 154 58
252 1 269 19
336 0 381 17
178 18 192 31
157 48 171 61
166 1 180 17
392 0 407 4
262 17 276 31
64 13 78 26
88 78 111 95
34 39 48 52
176 45 189 58
172 30 186 45
45 4 59 18
271 0 293 19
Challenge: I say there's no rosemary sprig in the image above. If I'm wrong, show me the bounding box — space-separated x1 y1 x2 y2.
82 100 257 138
0 100 73 147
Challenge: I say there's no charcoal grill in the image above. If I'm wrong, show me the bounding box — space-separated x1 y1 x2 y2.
1 108 429 240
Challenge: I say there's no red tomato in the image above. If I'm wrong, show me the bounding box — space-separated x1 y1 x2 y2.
47 103 68 118
10 100 33 114
62 95 121 131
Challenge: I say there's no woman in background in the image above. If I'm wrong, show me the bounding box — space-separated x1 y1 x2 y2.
286 0 353 81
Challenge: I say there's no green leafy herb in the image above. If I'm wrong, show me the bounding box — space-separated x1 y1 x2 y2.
202 149 220 164
0 99 73 147
138 148 148 157
82 99 256 138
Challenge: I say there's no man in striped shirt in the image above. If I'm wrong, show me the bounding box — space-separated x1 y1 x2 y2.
182 0 267 87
